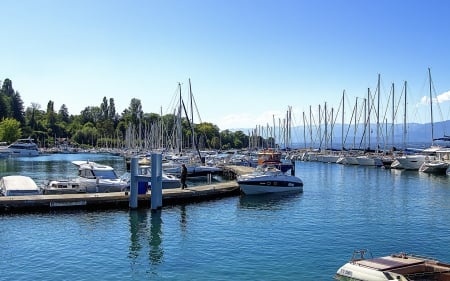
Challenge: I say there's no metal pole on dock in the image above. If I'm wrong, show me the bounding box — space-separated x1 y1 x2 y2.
129 157 139 209
151 153 162 210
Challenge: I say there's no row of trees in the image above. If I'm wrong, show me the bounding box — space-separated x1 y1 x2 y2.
0 78 272 151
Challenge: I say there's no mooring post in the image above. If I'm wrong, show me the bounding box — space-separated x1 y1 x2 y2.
129 157 139 209
151 153 163 210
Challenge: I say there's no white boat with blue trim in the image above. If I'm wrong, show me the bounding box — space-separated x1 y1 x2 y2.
237 165 303 195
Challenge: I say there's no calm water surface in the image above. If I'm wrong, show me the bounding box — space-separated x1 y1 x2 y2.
1 154 450 280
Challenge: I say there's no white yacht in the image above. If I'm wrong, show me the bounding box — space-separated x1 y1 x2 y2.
237 165 303 195
138 165 181 189
419 147 450 174
43 161 128 194
0 138 40 157
335 249 450 281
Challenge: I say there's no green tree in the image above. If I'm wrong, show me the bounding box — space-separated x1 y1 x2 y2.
195 122 220 149
58 104 70 123
0 118 22 143
0 79 13 119
11 91 25 125
233 130 249 149
100 97 108 120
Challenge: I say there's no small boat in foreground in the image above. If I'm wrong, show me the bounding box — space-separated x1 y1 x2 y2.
0 175 42 196
335 249 450 281
237 165 303 195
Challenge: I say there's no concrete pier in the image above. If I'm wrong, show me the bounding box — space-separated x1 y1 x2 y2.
0 166 251 213
0 182 240 212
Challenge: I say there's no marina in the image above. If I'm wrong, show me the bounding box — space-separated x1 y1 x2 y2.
1 153 450 280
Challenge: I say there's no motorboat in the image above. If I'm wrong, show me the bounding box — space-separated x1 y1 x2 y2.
419 147 450 174
163 162 222 178
335 249 450 281
42 179 87 195
394 154 431 170
237 165 303 195
0 175 42 196
419 160 449 174
138 165 181 189
249 149 294 173
393 146 441 170
0 137 40 157
70 160 129 193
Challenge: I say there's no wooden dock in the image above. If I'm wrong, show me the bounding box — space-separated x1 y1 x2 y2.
0 165 255 213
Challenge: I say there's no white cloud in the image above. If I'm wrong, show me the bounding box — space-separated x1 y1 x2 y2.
437 90 450 103
419 90 450 105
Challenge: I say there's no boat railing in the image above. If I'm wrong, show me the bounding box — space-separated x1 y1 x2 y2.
350 249 373 262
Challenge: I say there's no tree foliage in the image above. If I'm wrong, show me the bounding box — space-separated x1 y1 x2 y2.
0 118 22 143
0 78 263 150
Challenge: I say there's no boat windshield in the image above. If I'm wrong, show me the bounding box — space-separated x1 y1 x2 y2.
93 170 118 179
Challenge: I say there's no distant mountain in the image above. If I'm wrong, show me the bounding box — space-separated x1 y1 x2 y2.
230 120 450 148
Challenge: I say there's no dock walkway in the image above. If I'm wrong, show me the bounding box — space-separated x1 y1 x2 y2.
0 165 255 213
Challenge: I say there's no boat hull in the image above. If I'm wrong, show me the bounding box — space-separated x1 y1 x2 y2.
43 180 87 195
238 174 303 195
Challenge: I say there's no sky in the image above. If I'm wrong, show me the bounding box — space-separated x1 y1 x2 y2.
1 0 450 131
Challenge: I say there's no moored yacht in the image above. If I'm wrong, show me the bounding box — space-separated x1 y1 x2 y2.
237 165 303 195
394 154 434 170
0 137 40 157
71 160 129 193
138 165 181 189
43 161 129 194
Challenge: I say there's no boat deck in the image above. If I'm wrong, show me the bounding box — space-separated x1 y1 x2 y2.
353 254 450 280
354 255 425 270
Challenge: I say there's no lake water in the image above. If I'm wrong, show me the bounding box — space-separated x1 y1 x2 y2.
1 153 450 280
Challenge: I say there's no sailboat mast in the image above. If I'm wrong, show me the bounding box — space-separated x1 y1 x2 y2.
391 83 395 149
428 68 434 145
342 90 345 150
354 97 357 149
189 79 195 150
309 105 313 148
177 82 183 154
403 81 407 150
302 112 307 149
376 74 380 153
367 88 370 150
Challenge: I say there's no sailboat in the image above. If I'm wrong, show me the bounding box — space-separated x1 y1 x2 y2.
396 68 440 171
163 80 223 178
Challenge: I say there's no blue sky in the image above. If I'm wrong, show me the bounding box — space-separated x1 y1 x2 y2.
1 0 450 131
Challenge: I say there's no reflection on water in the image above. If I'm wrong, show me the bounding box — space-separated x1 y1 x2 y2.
128 209 164 266
149 210 163 265
128 210 147 260
238 192 302 210
390 168 450 185
180 205 187 233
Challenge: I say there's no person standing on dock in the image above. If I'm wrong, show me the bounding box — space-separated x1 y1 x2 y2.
180 164 188 189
